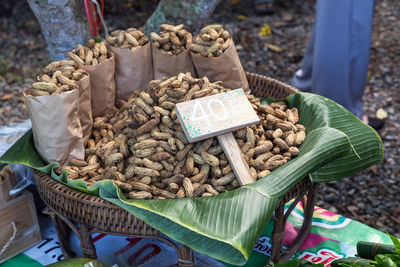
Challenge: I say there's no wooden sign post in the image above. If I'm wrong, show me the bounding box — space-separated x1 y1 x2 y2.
175 89 260 185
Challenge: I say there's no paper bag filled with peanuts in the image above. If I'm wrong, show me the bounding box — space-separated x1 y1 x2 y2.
24 60 93 165
68 39 116 118
190 24 249 94
106 28 153 101
150 24 196 80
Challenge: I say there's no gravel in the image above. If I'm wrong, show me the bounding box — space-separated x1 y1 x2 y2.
0 0 399 237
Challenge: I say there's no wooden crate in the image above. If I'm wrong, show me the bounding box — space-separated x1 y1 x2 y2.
0 191 42 263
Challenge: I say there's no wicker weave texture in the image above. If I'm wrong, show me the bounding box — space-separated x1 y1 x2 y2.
33 72 309 236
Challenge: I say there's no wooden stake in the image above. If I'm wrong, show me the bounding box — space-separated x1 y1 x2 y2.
218 132 254 185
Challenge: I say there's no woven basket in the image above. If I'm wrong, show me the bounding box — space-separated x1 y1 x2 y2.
33 72 315 266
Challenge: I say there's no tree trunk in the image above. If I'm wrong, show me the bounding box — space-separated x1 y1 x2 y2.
145 0 220 34
27 0 90 61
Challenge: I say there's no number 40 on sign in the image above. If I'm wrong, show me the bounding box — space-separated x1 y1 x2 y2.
175 89 260 143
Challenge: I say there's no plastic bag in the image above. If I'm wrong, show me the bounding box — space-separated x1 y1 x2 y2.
0 120 32 157
8 164 34 197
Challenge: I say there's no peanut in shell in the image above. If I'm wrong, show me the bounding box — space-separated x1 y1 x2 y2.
201 151 219 167
183 177 194 197
128 191 152 199
32 82 57 93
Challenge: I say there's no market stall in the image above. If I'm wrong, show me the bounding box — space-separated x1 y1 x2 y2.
0 23 383 266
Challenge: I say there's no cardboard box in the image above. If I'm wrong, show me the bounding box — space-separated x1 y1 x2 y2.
0 166 16 204
0 190 42 263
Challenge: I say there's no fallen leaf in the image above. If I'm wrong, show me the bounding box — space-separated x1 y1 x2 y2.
235 45 243 51
259 24 271 36
237 15 248 21
347 205 358 212
265 43 283 52
282 12 294 22
273 21 287 28
376 108 388 119
369 164 378 174
124 2 133 8
0 93 14 101
24 20 37 28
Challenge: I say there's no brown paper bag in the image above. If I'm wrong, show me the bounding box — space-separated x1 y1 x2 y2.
109 43 153 100
191 38 249 93
82 52 116 118
152 43 196 80
24 89 84 166
76 75 92 144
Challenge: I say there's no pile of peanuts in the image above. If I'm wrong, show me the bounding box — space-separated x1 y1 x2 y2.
239 101 304 179
150 24 193 56
191 24 231 57
63 73 306 199
27 60 87 96
67 39 109 65
106 28 149 51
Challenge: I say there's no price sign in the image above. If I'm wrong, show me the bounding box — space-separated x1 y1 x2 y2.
176 88 260 185
175 89 260 143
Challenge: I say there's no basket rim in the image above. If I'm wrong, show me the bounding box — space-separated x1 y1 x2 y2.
245 72 299 94
34 73 305 210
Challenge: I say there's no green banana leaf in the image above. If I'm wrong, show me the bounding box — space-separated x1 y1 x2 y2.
0 92 383 266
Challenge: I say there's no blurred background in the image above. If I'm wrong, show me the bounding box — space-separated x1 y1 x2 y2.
0 0 399 236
